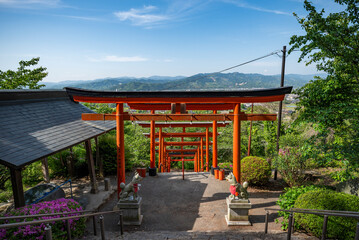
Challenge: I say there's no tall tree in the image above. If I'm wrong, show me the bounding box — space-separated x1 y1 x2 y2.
0 57 48 89
289 0 359 180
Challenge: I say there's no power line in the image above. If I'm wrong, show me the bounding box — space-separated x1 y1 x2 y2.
179 49 283 84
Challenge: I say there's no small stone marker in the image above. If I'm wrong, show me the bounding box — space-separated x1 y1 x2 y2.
104 178 110 191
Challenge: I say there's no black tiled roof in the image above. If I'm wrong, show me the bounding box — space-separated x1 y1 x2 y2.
0 90 115 169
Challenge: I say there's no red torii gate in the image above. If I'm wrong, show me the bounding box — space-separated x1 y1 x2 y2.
139 121 229 173
144 131 215 173
65 86 292 196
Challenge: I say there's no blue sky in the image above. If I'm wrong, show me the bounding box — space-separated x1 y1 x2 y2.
0 0 342 82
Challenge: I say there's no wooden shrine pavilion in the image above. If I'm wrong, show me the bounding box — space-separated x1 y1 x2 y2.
0 90 116 208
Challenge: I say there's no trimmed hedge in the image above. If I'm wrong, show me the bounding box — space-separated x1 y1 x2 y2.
276 185 327 230
0 198 85 240
294 189 359 240
241 156 271 185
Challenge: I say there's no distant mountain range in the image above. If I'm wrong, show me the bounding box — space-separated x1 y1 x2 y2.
43 73 324 91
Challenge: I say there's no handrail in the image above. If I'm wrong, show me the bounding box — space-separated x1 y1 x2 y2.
265 207 359 219
31 179 73 205
0 210 93 221
291 208 359 215
0 209 123 240
264 207 359 240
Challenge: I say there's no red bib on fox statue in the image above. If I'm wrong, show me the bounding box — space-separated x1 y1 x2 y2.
230 185 237 195
133 183 138 193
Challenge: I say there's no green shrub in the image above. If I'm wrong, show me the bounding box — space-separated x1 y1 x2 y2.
241 156 271 185
0 190 12 203
272 147 312 187
0 198 85 239
98 133 133 174
22 161 43 186
276 185 326 230
294 189 359 240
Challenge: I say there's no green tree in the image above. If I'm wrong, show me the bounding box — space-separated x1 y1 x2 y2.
0 57 48 89
289 0 359 180
0 57 47 193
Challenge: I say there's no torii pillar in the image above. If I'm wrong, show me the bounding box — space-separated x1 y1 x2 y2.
212 110 218 170
233 103 241 183
116 103 125 198
206 127 210 172
149 110 157 176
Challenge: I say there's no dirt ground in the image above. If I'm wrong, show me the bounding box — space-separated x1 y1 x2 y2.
80 171 316 239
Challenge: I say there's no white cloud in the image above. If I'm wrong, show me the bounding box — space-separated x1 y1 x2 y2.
220 0 291 16
114 5 169 26
56 14 103 22
114 1 211 28
89 55 148 63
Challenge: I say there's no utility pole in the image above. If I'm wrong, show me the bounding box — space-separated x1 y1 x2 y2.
275 45 286 180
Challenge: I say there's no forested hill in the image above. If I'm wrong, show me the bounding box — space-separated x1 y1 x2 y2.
43 73 322 90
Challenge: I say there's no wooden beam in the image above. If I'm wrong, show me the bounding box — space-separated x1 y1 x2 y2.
128 103 236 110
72 94 285 104
10 168 25 208
171 159 194 162
144 132 216 138
156 141 212 146
82 113 277 122
169 154 195 158
137 122 230 128
85 140 99 194
161 149 205 153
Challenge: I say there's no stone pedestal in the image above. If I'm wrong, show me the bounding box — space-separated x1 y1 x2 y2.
225 197 251 226
117 197 143 225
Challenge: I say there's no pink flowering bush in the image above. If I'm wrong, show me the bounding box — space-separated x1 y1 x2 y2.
0 198 85 240
273 147 312 187
218 162 233 170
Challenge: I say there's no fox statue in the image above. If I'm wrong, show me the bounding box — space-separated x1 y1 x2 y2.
119 172 143 201
225 172 249 200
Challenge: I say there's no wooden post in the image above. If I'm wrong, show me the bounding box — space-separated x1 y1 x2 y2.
212 110 218 168
10 168 25 208
95 137 103 177
68 147 75 178
233 103 241 183
41 157 50 183
198 152 200 172
275 45 287 180
247 103 254 156
168 156 171 172
116 103 125 198
165 154 167 172
85 140 99 194
159 127 163 172
194 153 197 172
206 127 210 172
200 137 204 171
150 110 156 169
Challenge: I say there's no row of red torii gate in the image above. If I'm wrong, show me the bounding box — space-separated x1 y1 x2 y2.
65 86 292 197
